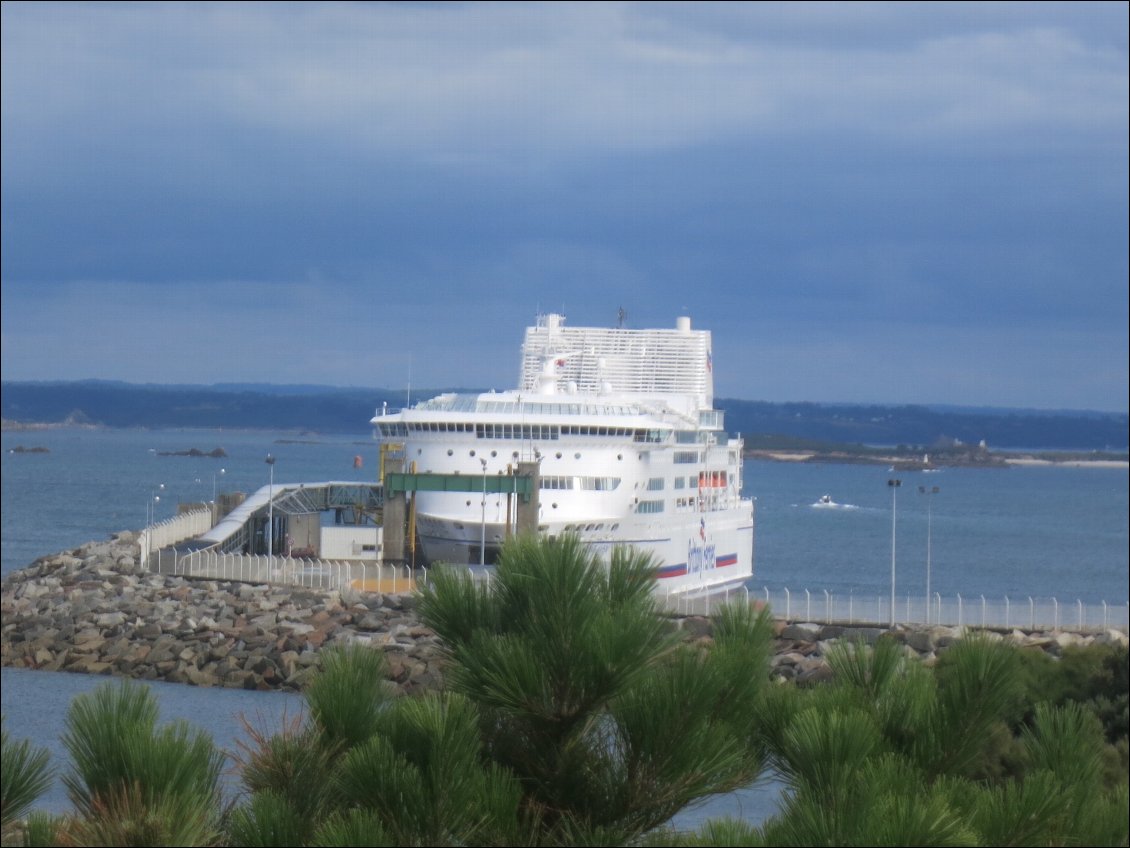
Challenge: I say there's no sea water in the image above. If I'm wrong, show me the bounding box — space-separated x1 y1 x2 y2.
3 427 1127 822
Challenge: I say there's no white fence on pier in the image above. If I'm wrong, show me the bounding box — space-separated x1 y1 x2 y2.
160 547 1130 634
139 509 212 569
755 586 1129 633
173 549 420 592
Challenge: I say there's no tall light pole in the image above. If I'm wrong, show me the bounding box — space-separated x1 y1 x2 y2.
919 485 940 624
147 483 165 527
147 483 165 565
888 478 901 627
480 457 488 567
265 454 276 561
212 467 226 525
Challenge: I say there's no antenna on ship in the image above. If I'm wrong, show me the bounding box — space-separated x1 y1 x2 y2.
617 306 626 328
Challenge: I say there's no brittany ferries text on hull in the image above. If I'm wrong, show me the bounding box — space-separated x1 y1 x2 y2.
372 313 754 597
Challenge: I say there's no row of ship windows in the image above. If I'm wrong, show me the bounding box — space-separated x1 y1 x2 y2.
638 494 733 515
562 522 621 533
539 473 730 493
376 421 671 444
540 476 621 491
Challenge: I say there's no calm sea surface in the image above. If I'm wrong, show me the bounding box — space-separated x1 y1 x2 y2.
3 427 1127 821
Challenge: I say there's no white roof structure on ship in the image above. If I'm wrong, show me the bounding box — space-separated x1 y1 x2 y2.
518 314 713 409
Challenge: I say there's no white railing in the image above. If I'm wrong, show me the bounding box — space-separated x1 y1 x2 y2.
172 550 418 592
139 509 212 569
755 586 1129 633
442 568 755 619
657 585 753 617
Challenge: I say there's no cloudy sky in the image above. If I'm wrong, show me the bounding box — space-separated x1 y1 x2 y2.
2 2 1127 411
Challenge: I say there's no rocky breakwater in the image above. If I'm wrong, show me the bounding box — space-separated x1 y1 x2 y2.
5 534 1127 695
761 619 1129 684
1 533 443 694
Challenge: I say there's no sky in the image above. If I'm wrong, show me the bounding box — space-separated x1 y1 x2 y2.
2 2 1127 412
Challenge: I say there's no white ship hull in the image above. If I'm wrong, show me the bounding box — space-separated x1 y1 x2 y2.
414 501 754 596
373 313 755 597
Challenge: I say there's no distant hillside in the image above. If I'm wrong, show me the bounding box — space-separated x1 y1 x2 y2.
716 399 1129 452
2 381 1126 451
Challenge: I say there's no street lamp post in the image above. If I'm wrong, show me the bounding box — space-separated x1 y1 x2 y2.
888 478 901 627
147 483 165 566
919 485 940 624
480 458 488 567
212 467 226 525
265 454 276 561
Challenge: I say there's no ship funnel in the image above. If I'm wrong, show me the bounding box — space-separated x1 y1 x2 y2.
676 316 692 333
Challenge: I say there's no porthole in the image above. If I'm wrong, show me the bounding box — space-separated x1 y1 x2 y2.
491 450 497 457
469 449 476 457
574 452 581 459
556 452 562 459
447 449 453 456
617 454 622 460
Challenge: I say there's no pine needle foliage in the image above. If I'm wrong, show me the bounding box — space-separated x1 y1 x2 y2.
304 642 395 752
332 692 525 846
225 789 317 847
418 533 775 844
748 634 1129 848
1 720 53 827
59 680 223 846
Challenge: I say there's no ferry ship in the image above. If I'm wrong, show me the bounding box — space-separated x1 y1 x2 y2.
371 313 754 597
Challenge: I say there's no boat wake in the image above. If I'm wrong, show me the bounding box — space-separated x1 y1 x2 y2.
809 495 861 511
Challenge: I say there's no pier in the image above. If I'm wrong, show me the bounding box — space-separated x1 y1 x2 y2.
141 463 542 579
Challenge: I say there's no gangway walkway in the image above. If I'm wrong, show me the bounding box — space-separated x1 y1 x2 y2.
195 481 384 554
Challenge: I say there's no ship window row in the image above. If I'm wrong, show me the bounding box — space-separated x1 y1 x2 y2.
636 499 665 514
646 477 665 491
478 401 640 416
376 423 409 438
414 395 646 417
673 451 702 464
563 522 621 533
380 420 669 443
558 425 667 442
540 476 621 491
476 424 559 440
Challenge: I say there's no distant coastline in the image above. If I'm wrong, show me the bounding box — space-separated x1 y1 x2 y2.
5 416 1124 470
3 380 1127 452
745 448 1129 470
1 417 99 432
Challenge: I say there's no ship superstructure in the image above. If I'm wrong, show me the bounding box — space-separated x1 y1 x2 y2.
372 314 754 596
